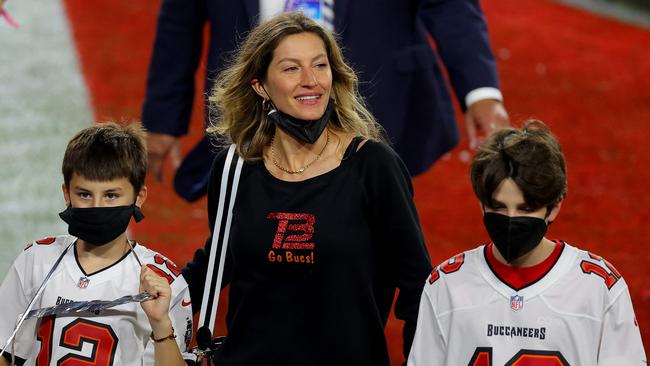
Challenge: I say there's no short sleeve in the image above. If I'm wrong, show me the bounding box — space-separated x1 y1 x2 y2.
408 287 446 366
170 285 196 362
597 285 647 365
0 251 38 362
142 272 196 363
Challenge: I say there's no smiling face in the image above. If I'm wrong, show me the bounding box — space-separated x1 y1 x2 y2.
252 32 332 121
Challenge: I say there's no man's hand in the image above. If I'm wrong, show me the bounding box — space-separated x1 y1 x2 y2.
464 99 509 149
146 132 181 182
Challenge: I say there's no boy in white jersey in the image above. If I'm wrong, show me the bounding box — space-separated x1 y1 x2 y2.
0 122 194 365
408 120 647 365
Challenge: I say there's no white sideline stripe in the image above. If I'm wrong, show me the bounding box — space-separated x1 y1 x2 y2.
556 0 650 29
0 0 93 278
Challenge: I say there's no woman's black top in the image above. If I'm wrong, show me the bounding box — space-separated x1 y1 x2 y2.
182 138 432 366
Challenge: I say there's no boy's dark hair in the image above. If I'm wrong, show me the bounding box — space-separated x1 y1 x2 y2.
470 119 567 211
62 122 147 193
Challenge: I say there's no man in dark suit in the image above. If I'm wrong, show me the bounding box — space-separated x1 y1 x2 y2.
142 0 509 202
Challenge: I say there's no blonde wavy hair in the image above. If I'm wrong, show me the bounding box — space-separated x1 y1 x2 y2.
207 12 384 160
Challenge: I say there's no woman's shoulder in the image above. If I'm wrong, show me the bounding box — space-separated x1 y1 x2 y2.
344 138 412 184
352 139 405 169
357 139 398 156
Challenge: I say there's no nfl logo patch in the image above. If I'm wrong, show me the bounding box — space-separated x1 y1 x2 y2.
78 276 90 289
510 294 524 311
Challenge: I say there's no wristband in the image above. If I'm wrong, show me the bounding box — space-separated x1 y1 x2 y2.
151 327 176 343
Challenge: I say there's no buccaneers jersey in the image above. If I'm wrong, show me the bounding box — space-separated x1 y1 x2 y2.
0 235 194 365
408 242 647 366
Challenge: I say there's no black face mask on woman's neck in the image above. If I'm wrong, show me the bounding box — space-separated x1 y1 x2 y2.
266 98 334 144
59 204 145 246
260 81 334 144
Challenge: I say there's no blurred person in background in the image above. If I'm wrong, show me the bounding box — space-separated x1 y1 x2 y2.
142 0 509 202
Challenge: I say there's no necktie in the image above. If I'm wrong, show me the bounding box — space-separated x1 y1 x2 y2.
284 0 335 31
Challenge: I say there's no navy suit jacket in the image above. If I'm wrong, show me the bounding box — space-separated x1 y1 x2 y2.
142 0 500 201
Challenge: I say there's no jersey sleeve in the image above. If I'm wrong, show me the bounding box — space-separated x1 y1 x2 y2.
0 249 38 362
597 284 647 365
141 287 196 363
143 252 197 364
407 286 446 366
170 285 195 361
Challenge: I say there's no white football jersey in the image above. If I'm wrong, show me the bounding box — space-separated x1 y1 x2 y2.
408 242 647 366
0 235 194 365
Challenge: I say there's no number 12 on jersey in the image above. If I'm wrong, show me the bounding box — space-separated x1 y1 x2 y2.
469 347 569 365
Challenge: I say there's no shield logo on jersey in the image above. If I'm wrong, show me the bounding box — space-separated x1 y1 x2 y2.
510 294 524 311
78 276 90 289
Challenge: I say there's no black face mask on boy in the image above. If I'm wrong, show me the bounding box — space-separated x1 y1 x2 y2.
59 204 145 246
483 212 548 263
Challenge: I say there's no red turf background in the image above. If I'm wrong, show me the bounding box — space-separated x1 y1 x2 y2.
63 0 650 363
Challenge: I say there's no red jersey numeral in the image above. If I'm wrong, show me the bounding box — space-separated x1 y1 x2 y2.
505 349 569 365
37 318 118 366
153 254 182 277
469 348 568 366
469 347 492 366
36 316 55 366
580 253 621 290
147 254 182 284
36 237 56 245
28 237 56 250
588 252 621 278
429 254 465 284
440 254 465 274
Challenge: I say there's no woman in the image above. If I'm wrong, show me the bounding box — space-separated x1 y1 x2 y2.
182 12 432 366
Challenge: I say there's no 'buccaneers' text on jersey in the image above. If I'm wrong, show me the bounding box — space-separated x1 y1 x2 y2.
408 241 647 366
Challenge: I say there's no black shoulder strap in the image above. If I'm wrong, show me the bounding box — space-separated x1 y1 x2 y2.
198 144 243 335
342 136 365 160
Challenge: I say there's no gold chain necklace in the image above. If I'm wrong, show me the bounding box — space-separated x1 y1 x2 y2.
270 130 330 174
